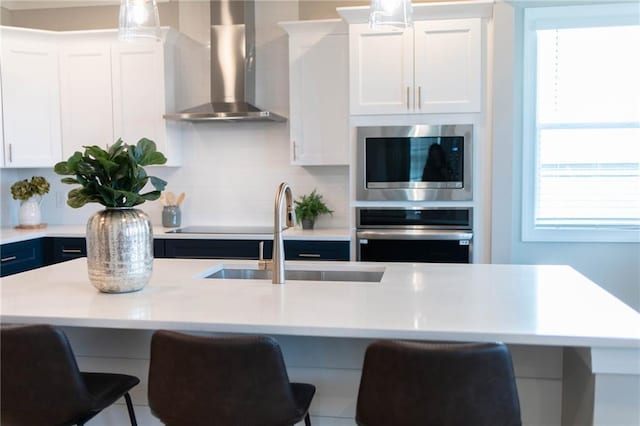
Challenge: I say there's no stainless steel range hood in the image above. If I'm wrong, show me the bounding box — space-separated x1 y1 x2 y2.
164 0 285 122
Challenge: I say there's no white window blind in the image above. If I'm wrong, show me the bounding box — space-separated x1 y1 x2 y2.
523 4 640 241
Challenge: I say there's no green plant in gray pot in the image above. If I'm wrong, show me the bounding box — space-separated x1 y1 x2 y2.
294 189 333 230
54 138 167 293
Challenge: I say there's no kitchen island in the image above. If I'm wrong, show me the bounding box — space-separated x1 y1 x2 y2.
1 258 639 426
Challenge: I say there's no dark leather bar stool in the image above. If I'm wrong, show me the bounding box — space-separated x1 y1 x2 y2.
148 330 316 426
0 324 140 426
356 340 522 426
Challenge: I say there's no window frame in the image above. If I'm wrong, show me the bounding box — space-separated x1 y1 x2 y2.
521 2 640 243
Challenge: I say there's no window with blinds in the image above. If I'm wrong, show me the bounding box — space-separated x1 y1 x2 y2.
522 4 640 242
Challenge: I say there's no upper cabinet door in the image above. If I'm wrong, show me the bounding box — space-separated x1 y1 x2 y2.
413 19 481 113
349 24 413 115
59 44 114 158
111 42 166 148
1 39 61 167
288 25 349 166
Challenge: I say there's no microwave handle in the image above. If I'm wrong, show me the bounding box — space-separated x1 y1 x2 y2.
356 229 472 241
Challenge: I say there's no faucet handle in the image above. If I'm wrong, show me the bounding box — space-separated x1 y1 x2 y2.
257 241 270 270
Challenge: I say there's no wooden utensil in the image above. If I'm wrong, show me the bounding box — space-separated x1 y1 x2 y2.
166 192 175 206
176 192 185 206
159 193 167 206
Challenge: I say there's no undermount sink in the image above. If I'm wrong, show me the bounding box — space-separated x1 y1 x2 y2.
205 267 384 283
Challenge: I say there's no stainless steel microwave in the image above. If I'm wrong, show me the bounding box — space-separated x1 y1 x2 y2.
356 125 473 201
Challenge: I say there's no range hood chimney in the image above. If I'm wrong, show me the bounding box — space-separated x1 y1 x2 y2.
164 0 285 122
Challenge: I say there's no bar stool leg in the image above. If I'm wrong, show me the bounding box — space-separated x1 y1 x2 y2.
124 393 137 426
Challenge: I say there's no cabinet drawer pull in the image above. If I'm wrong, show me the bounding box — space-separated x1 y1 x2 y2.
298 253 321 258
406 87 410 109
418 86 422 109
62 249 83 254
8 143 13 163
1 256 17 262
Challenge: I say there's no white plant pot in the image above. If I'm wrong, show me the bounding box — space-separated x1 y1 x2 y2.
18 198 41 226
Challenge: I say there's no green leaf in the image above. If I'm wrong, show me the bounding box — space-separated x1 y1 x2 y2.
67 188 92 208
108 139 124 157
140 190 162 202
54 161 70 175
55 151 83 175
96 186 116 206
60 177 79 185
149 176 167 191
84 145 109 160
135 138 167 166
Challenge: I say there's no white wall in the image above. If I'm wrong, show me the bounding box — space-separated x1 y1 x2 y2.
491 1 640 311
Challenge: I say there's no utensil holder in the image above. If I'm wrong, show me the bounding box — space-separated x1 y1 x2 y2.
162 205 181 228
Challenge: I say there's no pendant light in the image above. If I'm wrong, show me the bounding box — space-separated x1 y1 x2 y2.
369 0 413 30
118 0 161 41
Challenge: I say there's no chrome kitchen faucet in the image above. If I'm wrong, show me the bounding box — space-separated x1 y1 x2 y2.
258 182 294 284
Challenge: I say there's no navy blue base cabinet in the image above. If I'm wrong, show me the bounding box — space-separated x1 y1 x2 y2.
46 237 87 264
157 239 349 261
1 237 350 277
284 241 349 261
159 239 273 260
0 239 44 277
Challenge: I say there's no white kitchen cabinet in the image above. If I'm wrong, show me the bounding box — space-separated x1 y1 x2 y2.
1 28 61 167
281 20 349 166
59 43 114 158
111 42 167 151
349 18 481 115
59 30 181 165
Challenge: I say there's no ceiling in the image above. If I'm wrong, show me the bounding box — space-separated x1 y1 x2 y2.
1 0 170 10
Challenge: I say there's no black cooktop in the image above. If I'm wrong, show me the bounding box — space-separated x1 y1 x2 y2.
166 226 276 234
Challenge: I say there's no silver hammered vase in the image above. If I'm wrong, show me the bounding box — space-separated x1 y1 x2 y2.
86 208 153 293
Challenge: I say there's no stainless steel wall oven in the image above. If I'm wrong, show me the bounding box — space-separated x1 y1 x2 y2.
356 125 473 201
356 207 473 263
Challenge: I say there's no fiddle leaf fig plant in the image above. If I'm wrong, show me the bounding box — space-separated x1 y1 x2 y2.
54 138 167 208
294 189 333 222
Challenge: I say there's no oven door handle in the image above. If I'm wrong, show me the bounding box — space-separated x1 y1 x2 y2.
356 229 473 241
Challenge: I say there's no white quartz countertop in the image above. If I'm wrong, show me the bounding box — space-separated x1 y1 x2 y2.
2 258 639 348
0 225 350 244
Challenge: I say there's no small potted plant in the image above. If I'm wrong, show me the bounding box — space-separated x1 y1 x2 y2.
10 176 50 228
294 189 333 230
54 138 167 293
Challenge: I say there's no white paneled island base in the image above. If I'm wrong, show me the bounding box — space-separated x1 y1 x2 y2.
2 258 639 426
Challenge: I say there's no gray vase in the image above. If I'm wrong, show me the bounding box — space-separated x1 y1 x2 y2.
86 207 153 293
301 219 315 230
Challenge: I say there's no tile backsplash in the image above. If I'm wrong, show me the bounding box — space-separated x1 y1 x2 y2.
1 124 349 230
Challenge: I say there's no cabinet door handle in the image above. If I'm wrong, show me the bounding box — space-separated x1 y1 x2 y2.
1 256 17 262
8 143 13 163
62 249 83 254
298 253 321 258
292 141 297 160
418 86 422 109
406 87 410 110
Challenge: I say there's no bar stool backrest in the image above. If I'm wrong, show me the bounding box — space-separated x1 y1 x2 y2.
356 340 522 426
1 324 93 425
148 331 304 426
